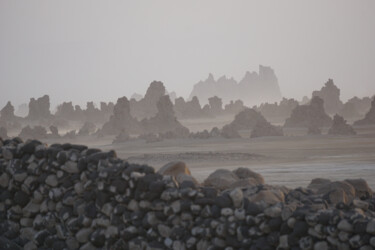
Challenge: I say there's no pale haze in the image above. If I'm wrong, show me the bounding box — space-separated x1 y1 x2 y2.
1 0 374 109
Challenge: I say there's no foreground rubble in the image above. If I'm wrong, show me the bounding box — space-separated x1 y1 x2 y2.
0 138 374 250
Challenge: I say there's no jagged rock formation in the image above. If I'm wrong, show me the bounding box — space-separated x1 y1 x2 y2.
328 115 356 135
27 95 52 120
224 100 246 115
0 102 16 120
354 97 375 126
174 96 208 119
339 101 363 121
250 120 284 138
141 95 189 136
18 125 47 140
284 96 332 128
0 138 374 249
312 79 343 114
55 102 78 120
189 65 282 106
223 108 268 132
101 97 140 135
208 96 223 115
256 98 299 124
130 81 166 120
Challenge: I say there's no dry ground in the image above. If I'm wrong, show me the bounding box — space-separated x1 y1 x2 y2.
43 119 375 189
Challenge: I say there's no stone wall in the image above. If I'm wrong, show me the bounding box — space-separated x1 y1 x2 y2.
0 138 374 249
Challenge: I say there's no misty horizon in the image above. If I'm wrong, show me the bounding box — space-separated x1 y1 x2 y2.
1 1 375 108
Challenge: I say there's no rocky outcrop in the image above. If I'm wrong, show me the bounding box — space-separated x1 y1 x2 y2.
27 95 52 120
0 102 16 121
354 97 375 126
328 114 356 135
174 96 208 119
222 108 268 134
101 97 140 135
112 131 130 144
49 125 59 137
208 96 223 115
224 100 246 115
250 120 284 138
284 96 332 128
0 138 374 249
189 65 282 106
130 81 166 120
141 95 189 136
256 98 299 124
312 79 343 114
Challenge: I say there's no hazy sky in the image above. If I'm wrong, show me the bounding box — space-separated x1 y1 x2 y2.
1 0 375 110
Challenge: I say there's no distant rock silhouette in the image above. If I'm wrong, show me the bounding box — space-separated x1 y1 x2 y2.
101 97 140 135
208 96 223 116
130 93 143 101
140 95 189 136
174 96 208 119
0 101 16 120
354 97 375 126
27 95 52 120
189 65 282 106
224 100 246 115
78 121 96 136
256 98 299 124
312 79 343 114
328 114 356 135
223 108 268 131
250 120 284 138
130 81 166 120
284 96 332 128
49 125 59 137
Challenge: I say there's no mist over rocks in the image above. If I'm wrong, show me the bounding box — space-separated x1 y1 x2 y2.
284 96 332 128
0 138 374 249
354 97 375 126
189 65 282 107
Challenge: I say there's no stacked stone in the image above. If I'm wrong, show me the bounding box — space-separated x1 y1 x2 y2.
0 138 375 249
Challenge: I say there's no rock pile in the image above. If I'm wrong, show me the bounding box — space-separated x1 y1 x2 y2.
354 97 375 126
0 138 375 249
328 115 356 135
284 96 332 128
250 120 284 138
